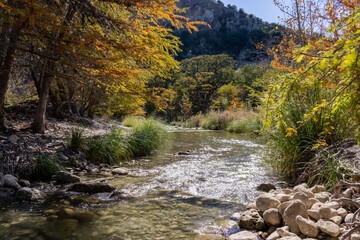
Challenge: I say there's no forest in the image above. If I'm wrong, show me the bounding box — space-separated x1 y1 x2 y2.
1 0 360 239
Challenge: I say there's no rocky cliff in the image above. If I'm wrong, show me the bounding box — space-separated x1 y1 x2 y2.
175 0 280 63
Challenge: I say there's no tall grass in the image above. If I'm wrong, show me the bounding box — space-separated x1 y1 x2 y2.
33 155 64 180
122 116 144 127
264 90 356 182
184 110 262 133
86 119 168 164
67 128 85 150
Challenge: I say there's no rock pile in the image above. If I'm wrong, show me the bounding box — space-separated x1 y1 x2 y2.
236 183 357 240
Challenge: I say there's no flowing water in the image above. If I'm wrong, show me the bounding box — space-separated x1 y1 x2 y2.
0 129 281 240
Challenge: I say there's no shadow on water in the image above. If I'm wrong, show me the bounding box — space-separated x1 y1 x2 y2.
0 129 281 240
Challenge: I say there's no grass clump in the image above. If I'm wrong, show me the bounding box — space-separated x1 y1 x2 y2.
122 116 144 127
67 128 85 150
86 119 167 164
33 155 64 180
227 117 262 134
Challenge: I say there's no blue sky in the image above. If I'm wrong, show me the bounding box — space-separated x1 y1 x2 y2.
221 0 283 23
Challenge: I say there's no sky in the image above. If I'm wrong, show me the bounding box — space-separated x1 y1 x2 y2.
221 0 283 23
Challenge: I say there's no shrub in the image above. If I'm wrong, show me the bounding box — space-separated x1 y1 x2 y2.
67 128 85 150
33 155 64 180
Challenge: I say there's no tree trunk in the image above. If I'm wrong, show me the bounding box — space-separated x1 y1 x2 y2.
0 32 18 130
32 60 55 133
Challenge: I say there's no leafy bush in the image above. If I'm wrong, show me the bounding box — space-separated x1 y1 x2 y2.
67 128 85 150
33 155 64 180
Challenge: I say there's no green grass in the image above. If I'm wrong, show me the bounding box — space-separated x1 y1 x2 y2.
33 155 64 180
226 117 262 134
86 118 168 164
67 128 85 150
122 116 144 127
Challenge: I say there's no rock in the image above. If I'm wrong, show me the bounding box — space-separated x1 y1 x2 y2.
282 189 294 195
53 171 81 185
293 184 314 198
43 219 78 239
15 187 33 201
351 233 360 240
231 212 241 220
330 216 342 225
68 181 115 193
293 192 313 209
277 227 299 237
246 202 258 210
278 237 301 240
256 194 281 212
194 234 225 240
73 211 95 223
3 174 21 190
0 173 3 187
316 219 340 237
283 200 308 235
310 185 327 193
110 189 134 200
0 187 15 197
19 179 31 187
337 208 348 219
221 219 238 229
228 231 257 240
263 208 282 227
311 202 325 211
8 134 18 144
111 167 129 175
307 209 320 221
238 209 265 231
345 213 354 223
267 230 280 240
319 207 338 220
341 188 353 199
257 183 276 192
278 201 292 216
314 192 332 203
295 216 318 238
276 194 291 203
325 202 340 209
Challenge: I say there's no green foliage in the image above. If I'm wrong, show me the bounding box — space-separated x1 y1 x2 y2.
34 155 64 181
67 128 85 150
86 119 167 164
227 117 262 134
122 116 144 128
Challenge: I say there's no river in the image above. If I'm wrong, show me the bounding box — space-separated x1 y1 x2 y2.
0 129 281 240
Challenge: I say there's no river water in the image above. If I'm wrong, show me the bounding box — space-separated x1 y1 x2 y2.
0 129 280 240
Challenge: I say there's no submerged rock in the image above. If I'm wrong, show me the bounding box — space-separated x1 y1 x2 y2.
110 189 134 200
43 219 79 239
69 181 115 193
111 167 129 175
53 171 81 185
257 183 276 192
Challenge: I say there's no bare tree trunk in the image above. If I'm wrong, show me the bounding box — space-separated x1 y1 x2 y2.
0 32 18 130
32 60 55 133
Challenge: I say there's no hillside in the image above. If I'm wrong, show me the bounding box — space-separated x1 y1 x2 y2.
175 0 281 63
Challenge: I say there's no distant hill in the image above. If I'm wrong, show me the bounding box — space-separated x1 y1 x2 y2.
175 0 281 64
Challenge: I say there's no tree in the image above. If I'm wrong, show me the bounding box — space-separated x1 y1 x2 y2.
0 0 201 133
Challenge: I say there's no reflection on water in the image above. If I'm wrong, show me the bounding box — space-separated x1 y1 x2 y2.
0 129 280 240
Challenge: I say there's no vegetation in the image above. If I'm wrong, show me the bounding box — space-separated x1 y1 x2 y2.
67 129 86 150
86 119 168 164
33 155 64 180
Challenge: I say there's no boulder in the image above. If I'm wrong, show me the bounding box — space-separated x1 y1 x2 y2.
307 209 320 221
15 187 46 201
228 231 257 240
278 201 292 216
295 215 318 238
276 194 291 203
256 194 281 212
238 209 265 231
316 219 340 237
68 181 115 193
310 185 327 194
0 187 15 197
111 167 129 175
325 202 340 209
319 207 338 220
337 208 348 219
19 179 31 187
53 171 81 185
283 200 308 235
314 192 331 203
257 183 276 192
330 216 342 225
351 233 360 240
110 189 134 200
8 134 18 144
293 192 313 209
263 208 282 227
3 174 21 190
345 213 354 223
